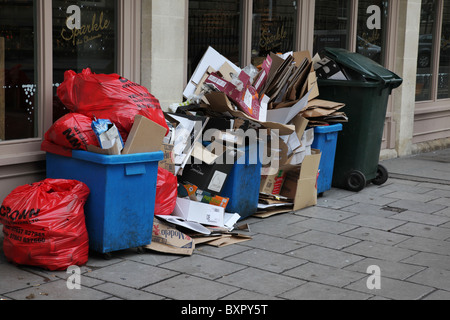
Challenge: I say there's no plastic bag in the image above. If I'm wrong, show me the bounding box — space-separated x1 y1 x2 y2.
154 168 178 216
0 179 90 271
41 113 100 157
56 68 169 141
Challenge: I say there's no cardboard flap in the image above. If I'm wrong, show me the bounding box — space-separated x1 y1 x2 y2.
122 115 167 155
299 149 321 180
205 92 295 136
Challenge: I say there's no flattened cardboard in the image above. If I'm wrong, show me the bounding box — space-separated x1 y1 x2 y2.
145 220 195 256
159 143 175 174
122 115 167 155
281 149 322 211
205 92 295 136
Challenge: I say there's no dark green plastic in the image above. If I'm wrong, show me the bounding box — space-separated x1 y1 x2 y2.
317 48 403 191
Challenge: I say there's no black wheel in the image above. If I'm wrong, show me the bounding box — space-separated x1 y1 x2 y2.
372 164 389 186
136 247 145 254
345 170 367 192
103 252 113 260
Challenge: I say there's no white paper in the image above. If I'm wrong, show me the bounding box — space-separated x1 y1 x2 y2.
223 213 241 231
266 89 312 125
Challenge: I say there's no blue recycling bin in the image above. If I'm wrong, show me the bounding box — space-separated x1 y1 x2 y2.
46 150 163 255
220 143 262 220
311 124 343 195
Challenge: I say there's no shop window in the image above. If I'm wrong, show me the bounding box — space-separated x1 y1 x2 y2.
356 0 389 65
52 0 117 121
416 0 437 102
251 0 297 67
437 1 450 99
0 0 37 141
188 0 242 79
313 0 351 55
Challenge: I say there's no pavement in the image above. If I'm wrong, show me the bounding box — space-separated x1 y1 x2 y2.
1 148 450 302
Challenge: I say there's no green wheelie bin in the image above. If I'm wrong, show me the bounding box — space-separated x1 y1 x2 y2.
317 48 403 192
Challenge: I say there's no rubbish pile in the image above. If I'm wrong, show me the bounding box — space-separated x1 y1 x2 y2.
1 46 349 269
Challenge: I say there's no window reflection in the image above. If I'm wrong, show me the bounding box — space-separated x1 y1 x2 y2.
416 0 436 102
251 0 297 67
0 0 37 141
188 0 242 79
314 0 351 55
356 0 389 65
52 0 117 121
437 1 450 99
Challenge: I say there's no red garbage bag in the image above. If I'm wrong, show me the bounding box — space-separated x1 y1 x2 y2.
41 113 100 157
56 68 169 141
154 168 178 216
0 179 90 271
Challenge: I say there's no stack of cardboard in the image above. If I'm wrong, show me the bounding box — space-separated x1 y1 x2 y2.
177 46 344 220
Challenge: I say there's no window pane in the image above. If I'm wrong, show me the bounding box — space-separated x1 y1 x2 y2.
416 0 437 102
0 0 37 141
314 0 351 55
53 0 117 121
188 0 242 79
437 1 450 99
356 0 389 65
251 0 297 67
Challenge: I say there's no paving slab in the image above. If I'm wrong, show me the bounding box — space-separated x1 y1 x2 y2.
278 282 372 300
216 268 306 297
160 255 247 280
344 276 434 300
342 241 417 262
288 245 364 268
143 274 239 300
225 248 308 273
341 226 411 246
391 222 450 240
344 258 425 281
282 262 367 288
85 260 179 289
288 230 361 250
407 268 450 292
4 279 111 301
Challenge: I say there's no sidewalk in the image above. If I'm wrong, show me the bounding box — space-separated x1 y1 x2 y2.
1 149 450 301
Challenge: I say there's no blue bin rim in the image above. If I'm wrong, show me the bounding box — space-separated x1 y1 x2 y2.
312 123 343 134
68 150 164 165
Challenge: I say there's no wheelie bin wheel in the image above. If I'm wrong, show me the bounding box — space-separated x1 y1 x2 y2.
345 170 367 192
372 164 389 186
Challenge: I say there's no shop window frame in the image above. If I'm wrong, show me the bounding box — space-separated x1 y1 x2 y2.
0 0 141 167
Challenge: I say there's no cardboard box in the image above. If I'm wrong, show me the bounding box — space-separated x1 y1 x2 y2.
173 197 225 227
280 149 322 211
204 72 261 120
180 142 240 195
260 169 287 195
159 143 175 174
145 219 195 256
122 115 167 155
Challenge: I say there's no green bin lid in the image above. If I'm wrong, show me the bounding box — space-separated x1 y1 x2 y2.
323 47 403 89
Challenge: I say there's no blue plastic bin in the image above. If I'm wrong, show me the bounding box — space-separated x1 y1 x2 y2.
46 150 163 254
311 124 343 195
220 143 262 220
